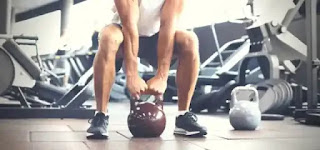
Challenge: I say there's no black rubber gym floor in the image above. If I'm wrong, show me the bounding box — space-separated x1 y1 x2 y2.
0 100 319 150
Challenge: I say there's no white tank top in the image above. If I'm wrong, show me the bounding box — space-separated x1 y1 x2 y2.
112 0 165 37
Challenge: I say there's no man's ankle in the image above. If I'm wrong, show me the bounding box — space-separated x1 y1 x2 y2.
177 110 188 117
95 111 109 116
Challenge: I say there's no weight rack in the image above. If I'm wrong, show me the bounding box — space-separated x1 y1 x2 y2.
293 0 320 125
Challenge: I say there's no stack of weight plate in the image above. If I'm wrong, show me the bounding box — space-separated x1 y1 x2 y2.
254 79 293 114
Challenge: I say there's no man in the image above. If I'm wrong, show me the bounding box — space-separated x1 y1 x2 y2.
87 0 207 138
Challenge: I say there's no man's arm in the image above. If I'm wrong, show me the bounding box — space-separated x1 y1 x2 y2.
114 0 139 77
157 0 185 79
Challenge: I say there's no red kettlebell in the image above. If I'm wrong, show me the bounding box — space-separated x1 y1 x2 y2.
127 95 166 137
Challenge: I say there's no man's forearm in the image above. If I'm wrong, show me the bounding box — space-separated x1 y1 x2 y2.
157 0 184 80
114 0 140 77
156 21 176 80
123 25 139 77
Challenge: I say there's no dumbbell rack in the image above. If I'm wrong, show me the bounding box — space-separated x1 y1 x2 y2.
293 0 320 125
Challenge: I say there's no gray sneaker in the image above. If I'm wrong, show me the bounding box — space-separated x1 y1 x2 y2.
174 112 207 136
86 112 109 139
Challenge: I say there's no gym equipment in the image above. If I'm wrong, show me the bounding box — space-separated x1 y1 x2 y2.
255 79 293 114
190 80 238 113
294 0 320 16
0 0 11 34
293 0 320 125
197 22 251 82
230 0 320 124
53 50 71 85
0 34 95 118
127 95 166 137
200 35 250 78
38 49 96 86
229 86 261 130
261 114 285 121
185 19 260 112
0 47 14 95
238 0 308 85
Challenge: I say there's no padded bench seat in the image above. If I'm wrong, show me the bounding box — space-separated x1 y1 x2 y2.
3 39 41 80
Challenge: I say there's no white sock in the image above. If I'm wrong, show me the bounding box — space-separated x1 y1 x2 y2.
177 110 188 117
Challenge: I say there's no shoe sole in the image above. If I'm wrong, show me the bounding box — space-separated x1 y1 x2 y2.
174 127 207 136
86 132 109 139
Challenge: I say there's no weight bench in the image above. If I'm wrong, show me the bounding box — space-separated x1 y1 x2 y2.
3 39 42 80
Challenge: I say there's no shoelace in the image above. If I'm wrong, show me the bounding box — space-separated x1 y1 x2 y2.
88 115 106 126
185 112 198 123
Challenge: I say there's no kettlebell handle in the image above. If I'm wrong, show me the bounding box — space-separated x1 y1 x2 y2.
130 94 164 110
155 96 164 110
231 86 259 104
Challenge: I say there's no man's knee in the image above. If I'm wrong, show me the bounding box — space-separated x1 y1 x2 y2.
99 25 124 55
175 31 199 57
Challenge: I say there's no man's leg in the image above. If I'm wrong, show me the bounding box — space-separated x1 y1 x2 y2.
87 24 124 138
175 30 199 111
173 30 207 136
94 24 124 113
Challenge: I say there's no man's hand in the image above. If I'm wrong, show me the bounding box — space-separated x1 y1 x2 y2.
126 75 148 100
146 75 168 96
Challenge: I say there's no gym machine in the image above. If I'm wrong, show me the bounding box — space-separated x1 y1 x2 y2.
0 34 95 118
199 24 250 79
191 0 311 114
293 0 320 125
236 0 320 120
238 0 307 85
38 49 96 86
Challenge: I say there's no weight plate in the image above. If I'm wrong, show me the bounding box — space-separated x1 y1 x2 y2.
264 80 283 112
0 48 15 95
110 83 127 101
270 79 290 111
275 80 287 101
280 80 290 100
280 81 289 101
269 79 293 113
281 80 293 106
277 81 290 111
275 81 286 107
255 81 277 113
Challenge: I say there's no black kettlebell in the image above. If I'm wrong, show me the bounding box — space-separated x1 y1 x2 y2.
127 95 166 137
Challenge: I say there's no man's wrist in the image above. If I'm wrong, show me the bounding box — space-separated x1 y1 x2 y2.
126 73 139 78
123 57 137 74
156 70 169 81
125 67 139 77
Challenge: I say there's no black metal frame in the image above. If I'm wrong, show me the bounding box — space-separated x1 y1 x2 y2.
294 0 320 125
